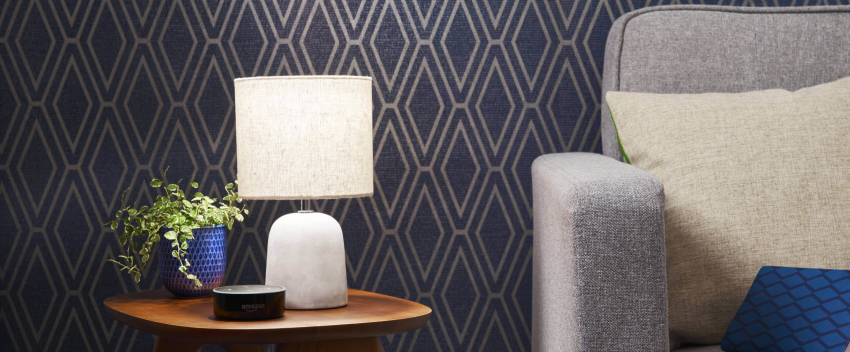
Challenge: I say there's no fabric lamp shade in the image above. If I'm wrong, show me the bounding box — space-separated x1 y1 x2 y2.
234 76 374 200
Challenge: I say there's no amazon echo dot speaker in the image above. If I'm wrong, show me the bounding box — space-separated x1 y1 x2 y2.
213 285 285 320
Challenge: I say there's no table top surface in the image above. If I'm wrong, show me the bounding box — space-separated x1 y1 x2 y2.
104 289 431 344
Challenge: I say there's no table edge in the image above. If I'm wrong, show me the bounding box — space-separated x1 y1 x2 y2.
104 289 432 344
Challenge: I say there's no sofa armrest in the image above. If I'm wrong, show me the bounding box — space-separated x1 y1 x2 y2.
532 152 668 352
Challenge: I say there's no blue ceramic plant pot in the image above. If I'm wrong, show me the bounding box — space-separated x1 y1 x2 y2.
159 225 226 297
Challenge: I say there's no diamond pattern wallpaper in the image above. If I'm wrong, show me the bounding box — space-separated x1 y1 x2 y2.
0 0 847 351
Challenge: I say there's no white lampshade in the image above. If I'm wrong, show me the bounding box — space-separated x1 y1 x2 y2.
234 76 374 200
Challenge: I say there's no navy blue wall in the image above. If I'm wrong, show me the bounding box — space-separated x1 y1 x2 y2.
1 0 847 351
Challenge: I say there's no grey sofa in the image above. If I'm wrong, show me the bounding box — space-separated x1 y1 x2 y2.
531 5 850 352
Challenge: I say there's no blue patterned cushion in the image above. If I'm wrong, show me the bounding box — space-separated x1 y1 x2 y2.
721 266 850 352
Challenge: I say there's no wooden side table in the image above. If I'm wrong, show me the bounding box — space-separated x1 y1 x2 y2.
104 289 431 352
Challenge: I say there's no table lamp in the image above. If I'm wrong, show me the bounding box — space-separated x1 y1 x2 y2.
234 76 373 309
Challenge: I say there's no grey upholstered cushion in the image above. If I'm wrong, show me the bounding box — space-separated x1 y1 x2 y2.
534 5 850 352
532 153 667 352
601 5 850 162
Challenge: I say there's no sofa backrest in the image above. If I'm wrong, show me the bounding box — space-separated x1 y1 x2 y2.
601 5 850 162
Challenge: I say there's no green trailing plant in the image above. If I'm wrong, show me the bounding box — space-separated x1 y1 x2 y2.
105 168 247 287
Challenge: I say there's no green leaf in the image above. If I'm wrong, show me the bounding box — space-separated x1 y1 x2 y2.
179 266 186 273
234 180 238 185
134 272 141 283
109 171 249 285
186 274 197 280
184 260 191 266
193 279 202 287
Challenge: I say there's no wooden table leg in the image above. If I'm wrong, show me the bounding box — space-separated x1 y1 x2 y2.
153 336 206 352
222 344 265 352
153 336 264 352
274 336 382 352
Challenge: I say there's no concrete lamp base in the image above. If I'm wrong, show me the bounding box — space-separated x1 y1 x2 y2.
265 211 348 310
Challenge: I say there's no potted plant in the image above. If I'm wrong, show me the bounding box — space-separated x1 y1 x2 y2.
105 170 248 297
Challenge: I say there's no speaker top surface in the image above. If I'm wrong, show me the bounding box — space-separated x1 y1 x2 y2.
213 285 285 294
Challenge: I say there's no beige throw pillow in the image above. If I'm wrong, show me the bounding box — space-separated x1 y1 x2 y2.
606 76 850 348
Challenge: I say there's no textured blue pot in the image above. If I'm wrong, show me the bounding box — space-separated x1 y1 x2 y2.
158 225 226 297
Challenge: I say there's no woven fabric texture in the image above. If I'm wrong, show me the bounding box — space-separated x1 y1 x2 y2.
601 5 850 162
531 152 667 352
721 267 850 352
675 346 722 352
606 76 850 347
234 76 374 200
